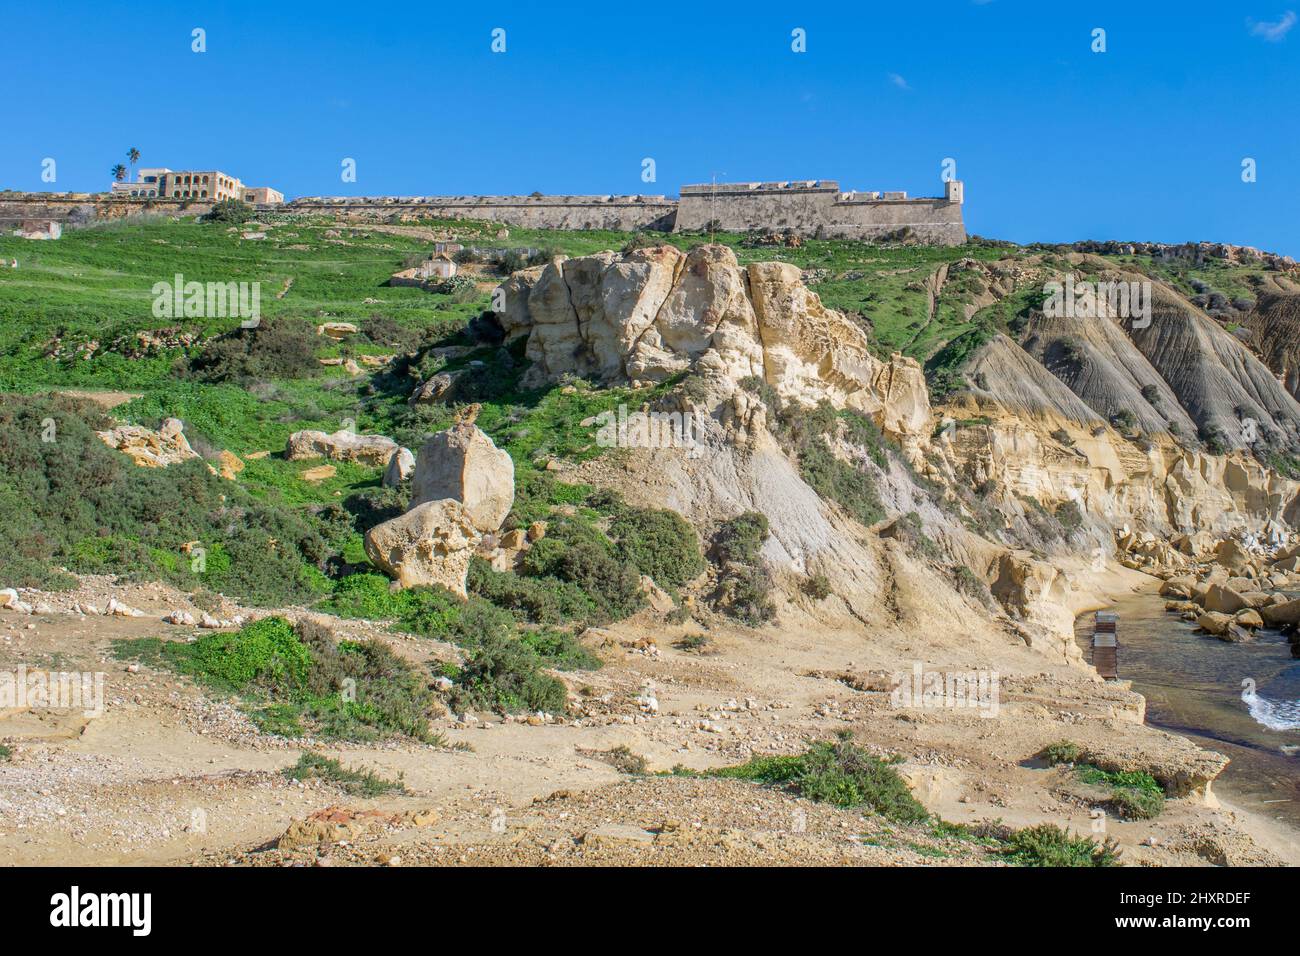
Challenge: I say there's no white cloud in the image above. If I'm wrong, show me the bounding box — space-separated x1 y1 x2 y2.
888 73 910 90
1248 10 1297 41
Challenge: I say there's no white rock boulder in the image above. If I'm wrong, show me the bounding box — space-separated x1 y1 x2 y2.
285 428 399 467
410 423 514 533
363 499 481 595
383 447 416 487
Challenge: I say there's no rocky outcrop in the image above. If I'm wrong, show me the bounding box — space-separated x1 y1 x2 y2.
363 424 516 593
97 418 200 468
410 423 514 533
495 244 932 445
285 428 399 467
383 447 415 487
363 499 480 595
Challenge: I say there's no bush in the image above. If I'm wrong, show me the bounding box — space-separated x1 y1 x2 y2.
713 732 929 823
445 629 568 715
1108 786 1165 821
1054 500 1084 534
282 752 405 796
885 511 941 560
512 517 643 623
114 616 437 742
180 318 319 384
798 436 884 526
1110 408 1138 433
602 744 648 774
1040 740 1083 765
717 565 776 626
951 566 991 607
0 394 329 605
518 627 601 671
204 198 253 223
803 573 832 600
186 617 312 691
999 824 1119 867
714 512 770 565
607 505 705 589
711 512 776 625
322 573 463 638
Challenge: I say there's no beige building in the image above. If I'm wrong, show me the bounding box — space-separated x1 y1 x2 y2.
161 170 243 201
242 186 284 205
108 166 284 204
111 166 169 197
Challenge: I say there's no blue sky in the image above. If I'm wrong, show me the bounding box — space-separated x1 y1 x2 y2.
4 1 1299 254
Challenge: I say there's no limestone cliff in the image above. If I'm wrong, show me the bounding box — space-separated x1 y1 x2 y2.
496 244 931 448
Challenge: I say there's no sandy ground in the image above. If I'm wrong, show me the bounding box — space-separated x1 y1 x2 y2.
1 566 1293 868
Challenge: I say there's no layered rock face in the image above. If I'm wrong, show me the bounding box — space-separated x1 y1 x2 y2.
495 244 931 445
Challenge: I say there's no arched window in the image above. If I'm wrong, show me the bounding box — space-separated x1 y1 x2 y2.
201 190 208 197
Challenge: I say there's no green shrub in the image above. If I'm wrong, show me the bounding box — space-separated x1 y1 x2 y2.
282 752 405 796
445 629 568 715
519 627 602 671
1108 786 1165 821
204 198 254 223
886 511 941 560
602 744 648 774
0 393 328 605
607 506 705 589
714 732 929 823
1040 741 1083 765
113 616 437 742
466 557 598 625
803 573 832 600
1110 408 1138 433
180 318 319 384
951 565 992 606
798 436 884 526
186 617 313 691
1055 500 1084 534
717 565 777 626
673 633 713 653
999 824 1120 867
714 512 770 565
322 573 463 638
513 517 643 623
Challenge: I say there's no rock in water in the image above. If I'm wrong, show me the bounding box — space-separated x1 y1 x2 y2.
410 423 514 533
364 499 480 595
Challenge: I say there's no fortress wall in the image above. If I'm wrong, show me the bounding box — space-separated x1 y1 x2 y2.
0 193 214 230
674 186 837 233
674 183 966 244
2 184 965 245
284 196 678 232
823 198 966 244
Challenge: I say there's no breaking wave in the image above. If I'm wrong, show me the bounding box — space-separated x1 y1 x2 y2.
1242 688 1300 732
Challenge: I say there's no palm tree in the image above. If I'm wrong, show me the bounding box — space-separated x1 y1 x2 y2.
110 163 127 182
127 147 140 168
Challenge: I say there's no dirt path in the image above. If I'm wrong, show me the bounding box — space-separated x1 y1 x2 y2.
0 573 1292 866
